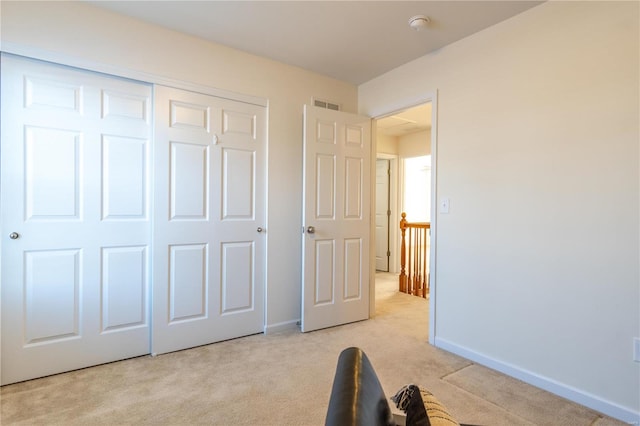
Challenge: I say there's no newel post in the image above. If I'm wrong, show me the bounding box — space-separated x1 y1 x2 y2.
399 212 408 292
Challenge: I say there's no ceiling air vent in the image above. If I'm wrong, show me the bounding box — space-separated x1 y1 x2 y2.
313 98 341 111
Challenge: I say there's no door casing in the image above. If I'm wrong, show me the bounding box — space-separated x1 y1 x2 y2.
370 94 438 344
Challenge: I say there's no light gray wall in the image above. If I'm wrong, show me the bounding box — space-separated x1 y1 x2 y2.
376 129 431 158
359 1 639 422
1 1 358 331
398 129 431 158
376 133 398 155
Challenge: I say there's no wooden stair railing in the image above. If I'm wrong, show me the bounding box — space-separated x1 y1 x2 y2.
399 212 431 298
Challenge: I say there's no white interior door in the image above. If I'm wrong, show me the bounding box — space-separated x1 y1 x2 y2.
152 85 266 354
1 54 152 385
301 105 371 332
375 159 390 272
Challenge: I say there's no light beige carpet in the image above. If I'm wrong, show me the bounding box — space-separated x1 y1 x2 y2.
0 273 626 425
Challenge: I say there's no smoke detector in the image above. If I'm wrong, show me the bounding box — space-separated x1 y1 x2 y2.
408 15 430 31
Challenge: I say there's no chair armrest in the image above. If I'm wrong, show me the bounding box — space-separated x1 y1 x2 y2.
325 347 395 426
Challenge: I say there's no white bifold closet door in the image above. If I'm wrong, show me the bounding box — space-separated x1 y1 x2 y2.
1 55 267 384
1 54 153 385
152 85 266 355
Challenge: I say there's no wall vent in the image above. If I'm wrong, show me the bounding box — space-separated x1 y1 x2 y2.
312 97 341 111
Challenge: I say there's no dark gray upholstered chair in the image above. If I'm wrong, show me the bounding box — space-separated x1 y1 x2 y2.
326 347 395 426
326 347 473 426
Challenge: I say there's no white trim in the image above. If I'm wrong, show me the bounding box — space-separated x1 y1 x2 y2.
435 337 640 425
263 100 271 335
370 120 378 318
370 93 438 345
367 95 436 121
264 320 299 335
1 42 268 107
428 91 438 345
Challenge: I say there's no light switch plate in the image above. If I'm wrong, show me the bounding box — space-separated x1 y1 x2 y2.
440 198 450 214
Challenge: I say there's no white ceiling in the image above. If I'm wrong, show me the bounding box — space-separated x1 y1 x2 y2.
88 0 543 85
377 103 432 137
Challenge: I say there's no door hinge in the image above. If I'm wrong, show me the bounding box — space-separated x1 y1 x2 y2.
387 250 391 257
387 210 391 216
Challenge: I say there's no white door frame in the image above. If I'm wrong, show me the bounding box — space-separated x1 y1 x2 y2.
369 92 438 344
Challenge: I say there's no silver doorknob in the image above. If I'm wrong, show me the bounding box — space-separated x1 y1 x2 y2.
9 232 20 240
306 226 315 234
257 227 263 233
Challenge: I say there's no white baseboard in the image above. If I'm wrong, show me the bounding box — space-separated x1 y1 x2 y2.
434 337 640 425
263 319 299 335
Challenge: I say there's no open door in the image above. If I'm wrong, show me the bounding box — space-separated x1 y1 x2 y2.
301 105 371 332
375 159 391 271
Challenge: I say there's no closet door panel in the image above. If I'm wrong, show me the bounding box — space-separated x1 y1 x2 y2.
152 86 266 355
1 55 152 385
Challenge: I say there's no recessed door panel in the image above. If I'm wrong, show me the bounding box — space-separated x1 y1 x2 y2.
344 157 363 219
101 246 147 331
102 135 147 219
314 240 335 305
222 109 255 139
102 90 149 122
170 141 209 220
316 154 335 219
24 75 82 112
25 250 80 344
343 238 362 300
222 148 254 219
345 125 363 147
170 101 210 131
169 244 208 322
317 121 335 144
25 126 81 220
221 242 254 313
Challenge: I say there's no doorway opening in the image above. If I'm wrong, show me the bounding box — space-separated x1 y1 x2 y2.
403 155 431 222
373 100 435 341
374 102 432 273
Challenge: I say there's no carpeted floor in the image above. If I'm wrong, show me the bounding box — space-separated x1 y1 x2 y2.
0 273 626 425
